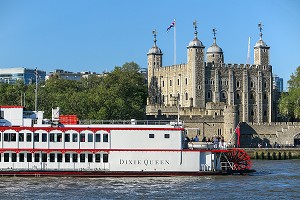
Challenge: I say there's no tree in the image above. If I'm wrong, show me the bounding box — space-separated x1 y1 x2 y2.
0 62 147 120
278 66 300 120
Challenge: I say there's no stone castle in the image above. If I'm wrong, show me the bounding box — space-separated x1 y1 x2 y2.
146 22 275 145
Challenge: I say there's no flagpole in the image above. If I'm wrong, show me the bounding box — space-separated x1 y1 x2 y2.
174 19 176 66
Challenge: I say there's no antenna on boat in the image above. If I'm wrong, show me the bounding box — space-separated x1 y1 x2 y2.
34 67 38 111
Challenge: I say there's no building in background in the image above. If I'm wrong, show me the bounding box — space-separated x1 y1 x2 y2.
0 67 46 84
46 69 105 80
147 22 275 145
273 75 284 92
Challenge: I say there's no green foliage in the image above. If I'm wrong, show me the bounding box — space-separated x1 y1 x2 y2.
279 66 300 119
0 62 147 120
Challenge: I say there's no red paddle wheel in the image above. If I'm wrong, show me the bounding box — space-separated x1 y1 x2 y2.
222 148 252 171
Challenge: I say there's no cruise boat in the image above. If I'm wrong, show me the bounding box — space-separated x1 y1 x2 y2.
0 106 254 177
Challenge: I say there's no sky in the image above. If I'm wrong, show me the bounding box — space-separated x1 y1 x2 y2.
0 0 299 90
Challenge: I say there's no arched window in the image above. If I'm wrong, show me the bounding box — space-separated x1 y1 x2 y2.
207 91 211 99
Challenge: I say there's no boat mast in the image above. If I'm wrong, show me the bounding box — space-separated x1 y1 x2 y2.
35 67 38 111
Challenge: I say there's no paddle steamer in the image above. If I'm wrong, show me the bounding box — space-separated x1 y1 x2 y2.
0 105 253 176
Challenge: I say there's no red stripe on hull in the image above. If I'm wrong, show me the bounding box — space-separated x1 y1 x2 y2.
0 170 225 177
0 148 232 153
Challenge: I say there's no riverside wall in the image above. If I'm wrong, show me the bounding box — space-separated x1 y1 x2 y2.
244 148 300 160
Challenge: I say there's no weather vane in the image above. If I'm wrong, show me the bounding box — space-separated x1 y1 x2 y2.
258 22 263 39
193 20 198 37
212 28 217 38
152 29 157 45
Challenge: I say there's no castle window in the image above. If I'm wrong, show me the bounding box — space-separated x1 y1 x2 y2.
162 95 165 102
170 80 172 86
212 54 214 57
170 94 172 98
264 110 267 116
250 94 254 100
251 110 254 116
264 94 267 100
154 62 155 65
236 93 240 100
185 78 188 85
250 81 254 88
185 93 188 100
264 82 267 88
207 91 211 99
162 81 164 87
177 79 180 85
222 92 226 99
236 81 240 88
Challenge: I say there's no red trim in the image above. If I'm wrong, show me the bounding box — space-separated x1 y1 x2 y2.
0 148 231 153
0 106 23 109
0 170 227 177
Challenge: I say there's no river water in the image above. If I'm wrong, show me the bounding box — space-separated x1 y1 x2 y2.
0 160 299 200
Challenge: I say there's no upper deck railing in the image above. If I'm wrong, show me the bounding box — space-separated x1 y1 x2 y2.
78 119 183 126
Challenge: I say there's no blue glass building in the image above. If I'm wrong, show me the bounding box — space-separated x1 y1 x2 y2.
0 68 46 84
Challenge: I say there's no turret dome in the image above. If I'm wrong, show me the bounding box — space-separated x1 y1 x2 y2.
254 39 267 48
207 43 223 53
148 45 162 55
188 37 204 48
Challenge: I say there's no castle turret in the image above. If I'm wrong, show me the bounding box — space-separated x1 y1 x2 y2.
147 30 163 105
224 105 239 147
254 22 270 66
187 21 205 108
206 28 224 65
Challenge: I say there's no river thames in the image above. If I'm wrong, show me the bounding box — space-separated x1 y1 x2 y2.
0 160 299 200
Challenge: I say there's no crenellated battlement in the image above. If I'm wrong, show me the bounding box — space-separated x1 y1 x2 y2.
206 62 272 71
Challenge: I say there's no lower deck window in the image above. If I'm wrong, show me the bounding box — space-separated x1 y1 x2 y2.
95 154 101 163
149 134 154 138
57 153 62 162
50 153 55 162
27 153 32 162
19 153 24 162
73 154 78 162
103 154 109 163
80 154 85 163
4 153 9 162
88 154 93 162
164 134 170 138
34 153 40 162
42 153 47 162
65 154 70 162
12 153 17 162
